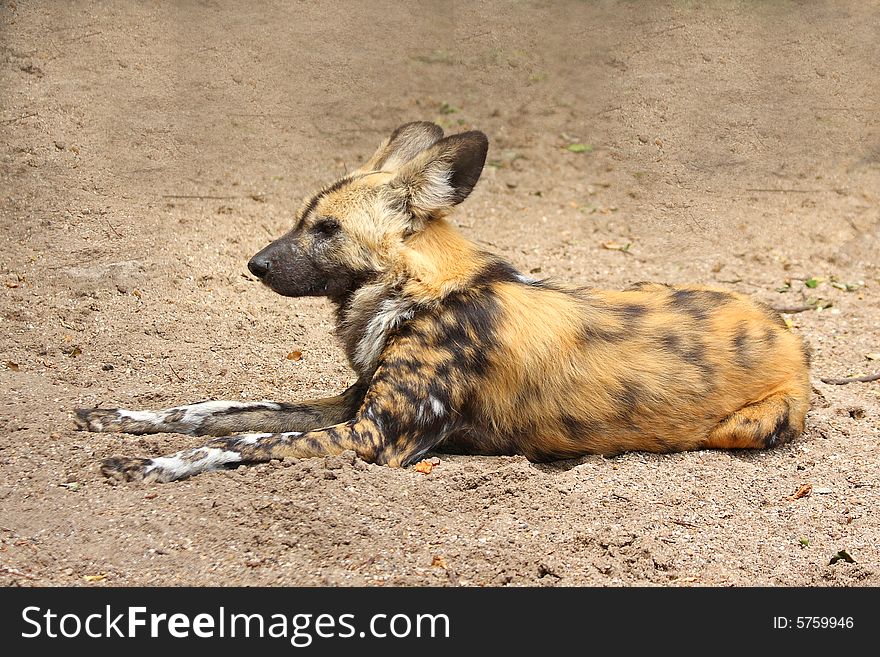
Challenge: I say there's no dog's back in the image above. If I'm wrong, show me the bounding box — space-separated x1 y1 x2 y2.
367 221 811 461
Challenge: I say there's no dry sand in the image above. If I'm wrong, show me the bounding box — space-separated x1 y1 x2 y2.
1 0 878 586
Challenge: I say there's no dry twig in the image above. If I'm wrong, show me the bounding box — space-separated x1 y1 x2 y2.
820 373 880 386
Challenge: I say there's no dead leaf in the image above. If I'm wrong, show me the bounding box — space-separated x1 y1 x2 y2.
286 350 303 361
601 241 631 253
431 555 448 569
83 574 106 582
413 460 433 474
785 483 812 501
5 361 19 371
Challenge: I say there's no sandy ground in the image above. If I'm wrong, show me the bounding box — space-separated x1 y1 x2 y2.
1 1 878 586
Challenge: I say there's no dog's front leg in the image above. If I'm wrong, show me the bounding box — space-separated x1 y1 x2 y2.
100 384 455 483
75 381 367 437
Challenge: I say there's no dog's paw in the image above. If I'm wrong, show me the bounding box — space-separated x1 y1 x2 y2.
100 456 154 483
75 407 121 432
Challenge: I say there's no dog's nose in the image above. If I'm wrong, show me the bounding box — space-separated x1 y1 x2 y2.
248 256 270 278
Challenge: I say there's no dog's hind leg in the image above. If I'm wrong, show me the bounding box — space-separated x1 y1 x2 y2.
75 380 367 437
701 386 809 450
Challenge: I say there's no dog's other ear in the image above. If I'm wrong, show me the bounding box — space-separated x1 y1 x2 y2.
389 130 488 224
357 122 445 173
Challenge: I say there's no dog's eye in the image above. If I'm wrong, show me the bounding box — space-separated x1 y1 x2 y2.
312 218 341 237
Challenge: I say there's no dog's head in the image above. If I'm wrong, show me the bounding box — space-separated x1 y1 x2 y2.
248 122 488 300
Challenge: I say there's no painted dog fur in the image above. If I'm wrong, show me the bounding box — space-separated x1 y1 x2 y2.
77 122 811 483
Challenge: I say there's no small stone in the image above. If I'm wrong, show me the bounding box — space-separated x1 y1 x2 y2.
101 363 114 371
54 140 66 150
637 134 649 144
814 487 833 494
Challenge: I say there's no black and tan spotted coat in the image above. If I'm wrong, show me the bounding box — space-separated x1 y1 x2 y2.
78 122 811 482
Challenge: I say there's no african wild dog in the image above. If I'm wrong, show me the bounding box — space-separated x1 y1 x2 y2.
78 121 811 483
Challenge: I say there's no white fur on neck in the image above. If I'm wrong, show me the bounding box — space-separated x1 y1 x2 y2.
354 295 414 372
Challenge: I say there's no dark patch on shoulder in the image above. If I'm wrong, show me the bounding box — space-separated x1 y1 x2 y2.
469 258 520 288
432 290 502 377
669 288 731 322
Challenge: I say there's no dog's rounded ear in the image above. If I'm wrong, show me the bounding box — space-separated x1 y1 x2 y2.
389 130 489 224
357 122 444 173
